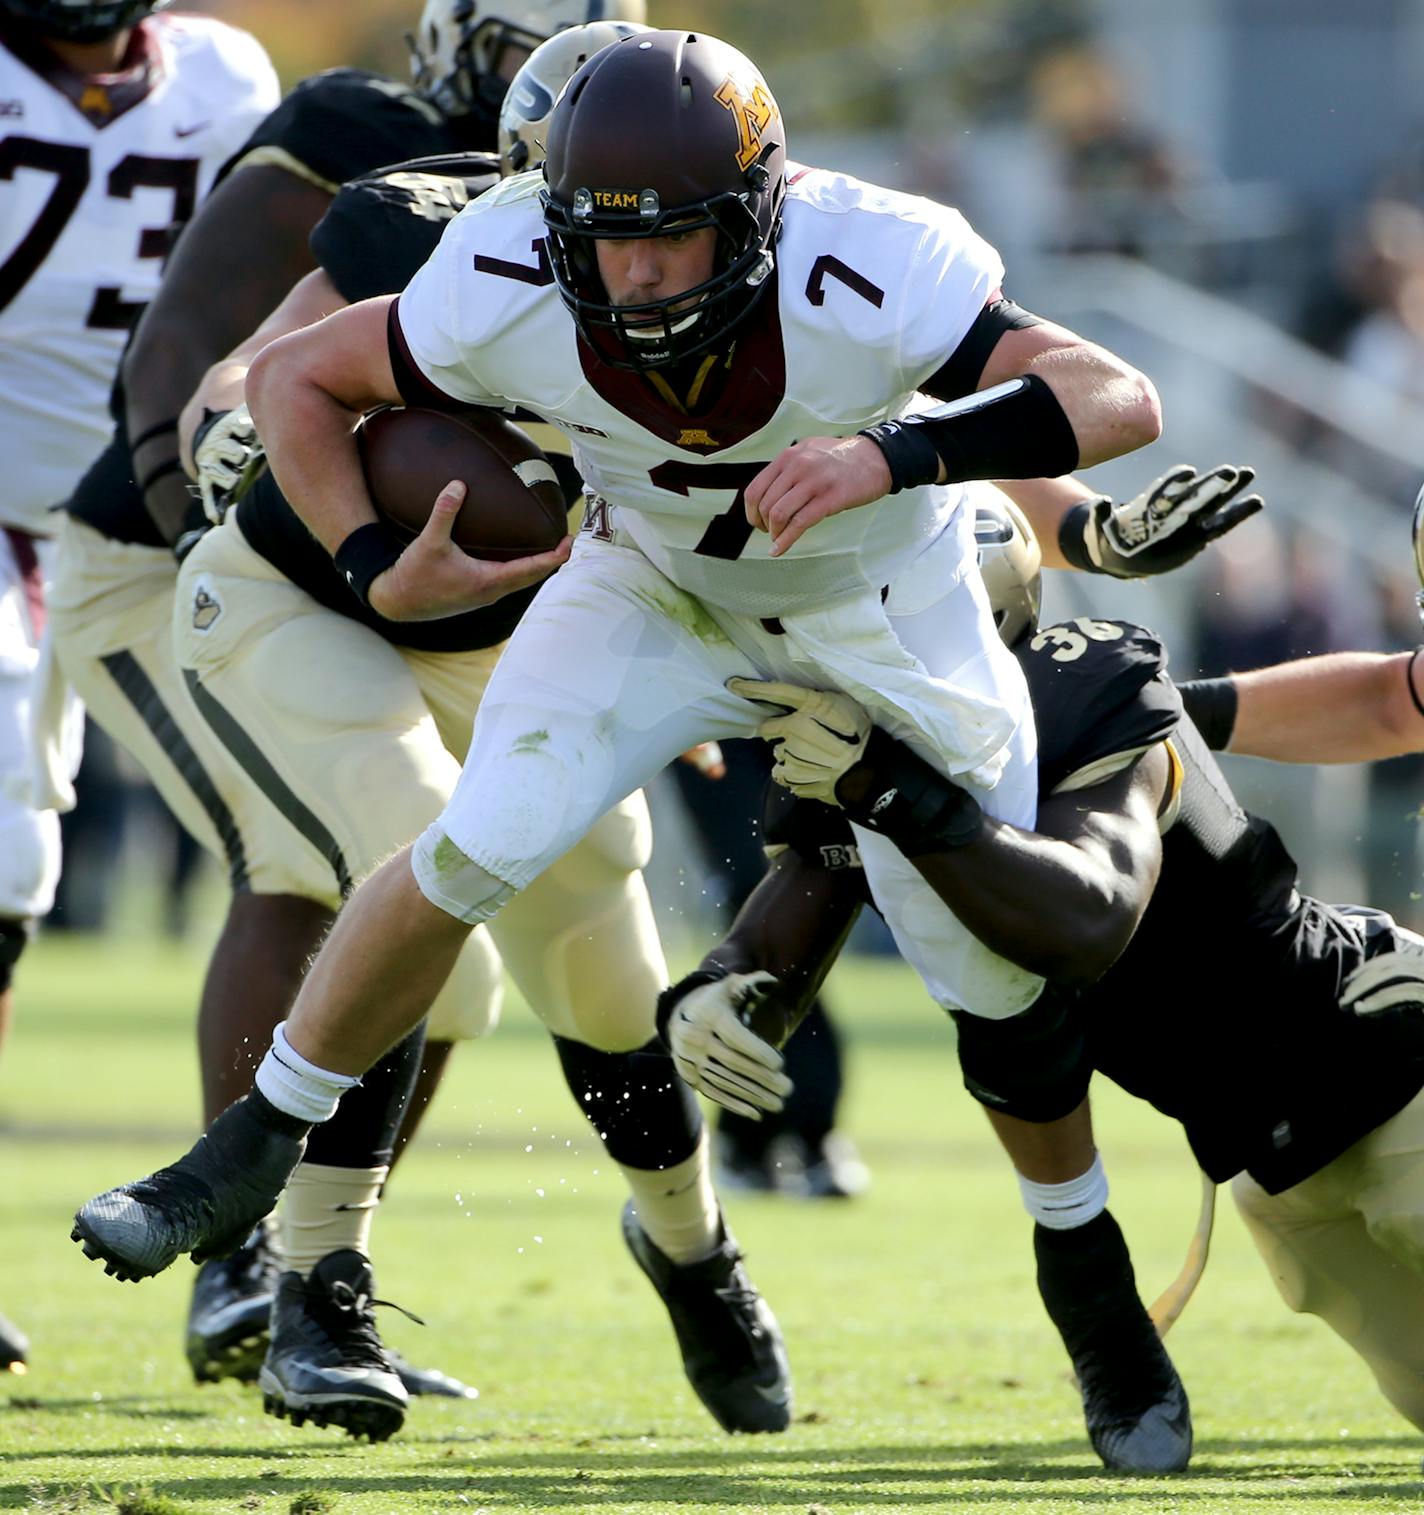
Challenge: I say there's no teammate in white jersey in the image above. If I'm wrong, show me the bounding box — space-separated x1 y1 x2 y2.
0 0 273 1370
72 30 1164 1341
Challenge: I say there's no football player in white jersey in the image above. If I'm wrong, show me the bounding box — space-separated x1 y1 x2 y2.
72 28 1168 1357
0 0 275 1370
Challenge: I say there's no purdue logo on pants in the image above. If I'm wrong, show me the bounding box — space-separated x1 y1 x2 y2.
192 584 221 631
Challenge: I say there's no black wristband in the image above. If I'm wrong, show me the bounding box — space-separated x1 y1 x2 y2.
655 967 731 1048
1176 675 1239 753
1057 498 1111 574
837 727 984 856
865 374 1081 495
333 521 404 608
130 416 179 452
858 419 943 494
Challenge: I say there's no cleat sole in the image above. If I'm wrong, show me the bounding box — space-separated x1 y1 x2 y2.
70 1220 165 1283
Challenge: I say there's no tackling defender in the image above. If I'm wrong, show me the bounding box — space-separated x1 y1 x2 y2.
662 499 1424 1470
0 0 276 1371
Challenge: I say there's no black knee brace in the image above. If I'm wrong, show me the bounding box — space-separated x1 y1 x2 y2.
952 990 1090 1123
553 1035 703 1171
0 918 31 996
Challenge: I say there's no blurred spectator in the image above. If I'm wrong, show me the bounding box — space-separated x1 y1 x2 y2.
1191 520 1334 677
1028 45 1192 257
1337 199 1424 407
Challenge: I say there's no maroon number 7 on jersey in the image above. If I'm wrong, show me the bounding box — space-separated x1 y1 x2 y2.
649 459 769 560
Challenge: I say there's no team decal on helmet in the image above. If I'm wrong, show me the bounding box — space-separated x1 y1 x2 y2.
713 73 779 174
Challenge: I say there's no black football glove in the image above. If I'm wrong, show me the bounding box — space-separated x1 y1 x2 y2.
1059 464 1263 579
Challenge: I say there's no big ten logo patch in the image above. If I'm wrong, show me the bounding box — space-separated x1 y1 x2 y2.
581 494 614 542
713 73 778 172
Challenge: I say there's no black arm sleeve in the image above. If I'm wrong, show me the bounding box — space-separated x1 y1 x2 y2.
1177 676 1239 753
386 299 470 413
922 297 1045 401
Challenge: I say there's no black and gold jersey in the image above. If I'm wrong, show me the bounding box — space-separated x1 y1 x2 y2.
767 618 1424 1195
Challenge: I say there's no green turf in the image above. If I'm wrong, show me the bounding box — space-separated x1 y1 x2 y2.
2 933 1419 1513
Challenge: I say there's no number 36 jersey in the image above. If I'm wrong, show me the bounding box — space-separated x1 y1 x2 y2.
392 165 1004 619
0 14 277 533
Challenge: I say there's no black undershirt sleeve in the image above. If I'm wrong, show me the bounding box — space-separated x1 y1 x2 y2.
922 297 1044 401
1176 676 1239 753
385 299 470 413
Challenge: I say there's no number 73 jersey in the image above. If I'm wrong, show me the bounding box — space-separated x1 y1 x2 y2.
0 14 277 533
394 165 1006 618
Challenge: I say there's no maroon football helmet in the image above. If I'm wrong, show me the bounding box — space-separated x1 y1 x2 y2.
0 0 166 40
541 29 787 369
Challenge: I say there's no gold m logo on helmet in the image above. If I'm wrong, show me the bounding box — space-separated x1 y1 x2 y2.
714 75 778 173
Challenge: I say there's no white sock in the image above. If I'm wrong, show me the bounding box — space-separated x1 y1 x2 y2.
254 1022 360 1126
281 1163 387 1277
621 1132 721 1265
1018 1152 1109 1231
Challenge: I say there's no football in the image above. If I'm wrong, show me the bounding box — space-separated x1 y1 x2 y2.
355 405 568 562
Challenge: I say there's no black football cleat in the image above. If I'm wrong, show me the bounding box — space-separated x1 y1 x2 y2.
259 1250 408 1443
1036 1211 1193 1473
621 1200 792 1433
0 1310 28 1374
387 1350 478 1400
186 1220 280 1383
71 1095 306 1282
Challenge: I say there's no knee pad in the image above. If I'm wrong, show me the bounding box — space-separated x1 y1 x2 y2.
0 916 31 994
410 823 517 924
952 990 1090 1123
0 802 60 920
552 1034 702 1170
494 867 665 1050
549 793 653 889
426 923 504 1041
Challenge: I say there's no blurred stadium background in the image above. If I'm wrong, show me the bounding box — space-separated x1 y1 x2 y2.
56 0 1424 956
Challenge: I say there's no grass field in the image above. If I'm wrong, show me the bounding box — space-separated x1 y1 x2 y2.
2 932 1421 1514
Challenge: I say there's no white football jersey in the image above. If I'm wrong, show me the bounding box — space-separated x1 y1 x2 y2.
394 165 1005 618
0 14 278 533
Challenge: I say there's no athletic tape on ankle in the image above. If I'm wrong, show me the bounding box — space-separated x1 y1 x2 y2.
254 1022 361 1126
1018 1152 1109 1231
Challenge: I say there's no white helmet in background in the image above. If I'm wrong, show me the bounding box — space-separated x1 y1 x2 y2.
409 0 647 128
975 493 1042 647
497 19 651 176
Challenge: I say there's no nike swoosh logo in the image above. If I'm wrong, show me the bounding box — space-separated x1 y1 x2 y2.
174 121 211 138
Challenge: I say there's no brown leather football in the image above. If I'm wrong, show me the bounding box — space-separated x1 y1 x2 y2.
355 405 568 561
